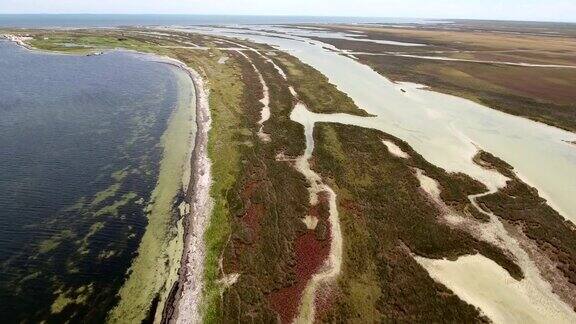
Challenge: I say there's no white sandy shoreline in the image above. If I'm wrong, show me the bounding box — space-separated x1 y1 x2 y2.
157 57 213 324
7 35 212 323
11 33 213 323
1 34 33 49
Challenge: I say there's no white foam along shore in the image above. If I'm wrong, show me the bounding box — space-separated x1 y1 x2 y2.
156 57 213 324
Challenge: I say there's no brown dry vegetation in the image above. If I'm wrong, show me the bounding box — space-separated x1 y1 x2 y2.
357 54 576 131
325 23 576 56
313 22 576 132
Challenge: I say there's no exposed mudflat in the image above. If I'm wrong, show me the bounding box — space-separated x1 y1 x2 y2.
414 166 576 324
416 254 576 323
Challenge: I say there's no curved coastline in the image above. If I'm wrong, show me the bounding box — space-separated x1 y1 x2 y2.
107 58 197 323
9 34 211 323
0 34 203 322
106 55 212 323
157 57 213 324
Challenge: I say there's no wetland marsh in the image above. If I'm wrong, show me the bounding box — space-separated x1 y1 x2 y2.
2 19 576 324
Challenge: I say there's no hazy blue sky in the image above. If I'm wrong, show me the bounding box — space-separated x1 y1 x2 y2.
0 0 575 22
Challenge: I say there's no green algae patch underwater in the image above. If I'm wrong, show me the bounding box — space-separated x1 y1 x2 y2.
108 66 195 323
0 37 186 322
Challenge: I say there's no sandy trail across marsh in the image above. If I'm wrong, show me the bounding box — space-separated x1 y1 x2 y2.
229 39 343 323
234 50 272 142
264 53 343 323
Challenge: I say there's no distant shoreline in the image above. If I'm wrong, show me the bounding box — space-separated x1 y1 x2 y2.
0 14 446 28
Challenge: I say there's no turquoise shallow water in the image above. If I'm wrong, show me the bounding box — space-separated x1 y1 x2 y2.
0 41 180 321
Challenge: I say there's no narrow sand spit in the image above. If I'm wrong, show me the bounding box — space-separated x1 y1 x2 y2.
1 34 33 49
413 167 576 324
158 58 213 324
381 139 409 159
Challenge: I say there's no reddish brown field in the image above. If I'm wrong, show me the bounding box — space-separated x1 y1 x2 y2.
269 193 331 323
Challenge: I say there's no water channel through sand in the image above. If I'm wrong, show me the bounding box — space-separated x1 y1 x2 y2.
179 25 576 221
412 166 576 323
172 26 576 323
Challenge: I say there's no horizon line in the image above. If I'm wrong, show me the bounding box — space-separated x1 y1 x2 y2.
0 13 575 24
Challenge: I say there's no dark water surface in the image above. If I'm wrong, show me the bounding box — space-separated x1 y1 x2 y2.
0 41 179 321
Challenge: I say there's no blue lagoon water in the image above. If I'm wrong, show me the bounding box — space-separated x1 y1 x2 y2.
0 41 182 322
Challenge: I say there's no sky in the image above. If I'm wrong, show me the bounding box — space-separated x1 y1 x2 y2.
0 0 575 23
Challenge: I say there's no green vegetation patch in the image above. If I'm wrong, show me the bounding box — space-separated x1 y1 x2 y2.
476 151 576 286
91 183 121 207
312 123 520 322
274 53 371 116
26 32 165 54
38 230 75 254
51 284 94 314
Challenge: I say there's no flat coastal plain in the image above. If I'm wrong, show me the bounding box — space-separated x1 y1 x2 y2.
313 20 576 132
1 20 576 324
